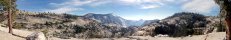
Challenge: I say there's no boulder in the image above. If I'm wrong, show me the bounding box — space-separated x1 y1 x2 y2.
26 32 46 40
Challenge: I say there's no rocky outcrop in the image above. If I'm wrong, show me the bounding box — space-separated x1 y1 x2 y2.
134 12 220 37
26 32 46 40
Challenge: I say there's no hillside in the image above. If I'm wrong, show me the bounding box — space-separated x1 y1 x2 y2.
134 12 225 37
0 12 226 40
0 12 138 39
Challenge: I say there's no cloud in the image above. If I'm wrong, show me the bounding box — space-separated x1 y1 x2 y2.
50 0 97 7
49 0 166 13
89 1 111 7
46 0 217 13
119 0 140 3
165 0 175 2
118 0 163 9
141 5 160 9
44 7 83 14
182 0 217 13
117 0 189 9
47 0 109 14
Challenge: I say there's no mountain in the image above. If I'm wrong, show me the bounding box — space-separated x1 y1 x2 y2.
125 19 146 26
83 13 147 27
133 12 225 37
0 12 138 38
1 11 223 39
83 13 127 27
142 19 160 26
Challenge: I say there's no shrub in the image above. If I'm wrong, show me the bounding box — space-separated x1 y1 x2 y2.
13 23 24 29
213 22 226 32
41 29 49 35
41 29 49 39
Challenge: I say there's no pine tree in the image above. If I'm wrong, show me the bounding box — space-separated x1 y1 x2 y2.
0 0 17 34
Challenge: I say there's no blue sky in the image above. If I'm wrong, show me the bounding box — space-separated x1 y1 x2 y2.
16 0 220 20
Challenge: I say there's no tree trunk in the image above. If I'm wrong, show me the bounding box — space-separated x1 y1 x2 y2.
226 18 231 40
215 0 231 40
8 8 12 34
225 5 231 40
8 0 13 34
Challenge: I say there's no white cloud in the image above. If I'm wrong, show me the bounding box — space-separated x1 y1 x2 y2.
141 5 160 9
51 0 97 7
121 12 167 20
46 0 217 13
118 0 163 9
44 7 83 14
119 0 140 3
143 0 161 3
47 0 109 13
182 0 217 13
165 0 175 2
89 1 111 7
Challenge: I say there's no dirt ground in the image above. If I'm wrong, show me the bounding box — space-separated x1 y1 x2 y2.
0 26 226 40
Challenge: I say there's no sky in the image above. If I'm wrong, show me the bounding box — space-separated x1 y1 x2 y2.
16 0 220 20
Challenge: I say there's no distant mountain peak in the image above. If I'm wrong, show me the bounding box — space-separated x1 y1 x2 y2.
84 13 115 16
84 13 95 16
106 13 114 15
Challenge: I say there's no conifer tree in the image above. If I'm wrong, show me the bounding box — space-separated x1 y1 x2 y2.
0 0 17 34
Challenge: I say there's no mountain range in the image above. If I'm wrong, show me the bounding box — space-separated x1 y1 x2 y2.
0 11 225 39
83 13 148 27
